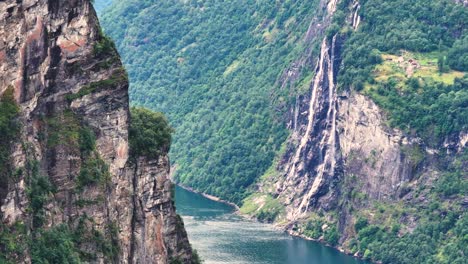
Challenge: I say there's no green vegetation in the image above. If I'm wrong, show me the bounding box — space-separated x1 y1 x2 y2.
0 87 20 202
323 225 339 246
75 197 103 208
22 155 118 263
43 108 110 191
372 53 464 85
99 0 321 203
360 51 467 145
76 123 111 191
45 109 80 148
79 126 96 155
76 152 111 190
348 150 468 264
29 218 120 263
303 218 324 240
31 225 82 264
0 221 27 263
302 216 340 246
66 69 127 102
26 160 56 229
447 35 468 71
335 7 467 261
240 194 284 223
21 159 81 262
129 107 174 158
340 0 467 88
191 249 203 264
366 62 467 145
93 32 117 58
353 212 467 264
435 150 468 199
0 88 119 263
339 0 467 143
96 2 467 263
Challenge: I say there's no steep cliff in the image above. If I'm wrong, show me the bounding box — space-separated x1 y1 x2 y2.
91 0 466 262
243 0 467 262
0 0 193 263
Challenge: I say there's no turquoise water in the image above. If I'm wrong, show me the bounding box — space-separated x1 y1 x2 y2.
175 186 368 264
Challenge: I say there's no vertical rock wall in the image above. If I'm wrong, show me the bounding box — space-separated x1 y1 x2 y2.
0 0 193 263
250 0 466 249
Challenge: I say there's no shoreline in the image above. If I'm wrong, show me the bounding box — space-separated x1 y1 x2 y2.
176 184 240 211
176 184 367 262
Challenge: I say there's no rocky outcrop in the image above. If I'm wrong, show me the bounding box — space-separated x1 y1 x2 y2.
127 156 192 263
248 0 466 250
277 36 343 219
0 0 193 263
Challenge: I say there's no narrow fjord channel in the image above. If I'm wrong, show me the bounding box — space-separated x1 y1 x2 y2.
175 186 368 264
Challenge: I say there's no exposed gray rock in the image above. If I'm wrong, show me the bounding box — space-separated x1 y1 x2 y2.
247 0 466 250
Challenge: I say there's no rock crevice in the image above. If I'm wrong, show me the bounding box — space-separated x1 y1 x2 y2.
0 1 193 263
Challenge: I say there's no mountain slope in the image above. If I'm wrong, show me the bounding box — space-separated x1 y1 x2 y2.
0 0 195 263
93 0 113 15
98 0 325 203
97 0 467 263
242 0 467 263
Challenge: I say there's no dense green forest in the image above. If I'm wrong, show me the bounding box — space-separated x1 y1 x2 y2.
98 0 467 203
339 0 467 143
340 0 467 88
335 1 467 263
94 0 468 263
98 0 322 203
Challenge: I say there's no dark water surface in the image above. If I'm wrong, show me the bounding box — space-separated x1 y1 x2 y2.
175 186 368 264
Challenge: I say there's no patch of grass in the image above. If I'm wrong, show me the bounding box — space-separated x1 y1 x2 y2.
66 69 127 102
295 71 315 94
372 51 465 86
223 60 241 76
241 194 284 223
414 70 465 85
240 193 264 215
364 53 467 144
74 197 104 208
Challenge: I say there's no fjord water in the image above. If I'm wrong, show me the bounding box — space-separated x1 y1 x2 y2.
175 186 368 264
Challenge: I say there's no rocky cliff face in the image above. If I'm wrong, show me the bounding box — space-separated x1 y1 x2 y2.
246 0 467 253
0 0 193 263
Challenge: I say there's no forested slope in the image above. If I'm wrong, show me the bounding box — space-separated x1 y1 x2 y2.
98 0 323 203
339 0 467 143
96 0 467 263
